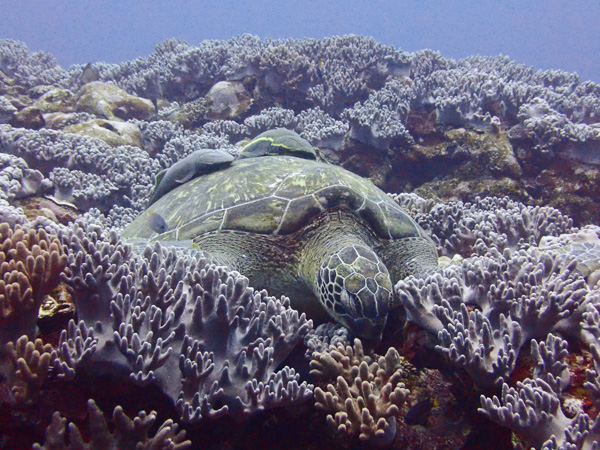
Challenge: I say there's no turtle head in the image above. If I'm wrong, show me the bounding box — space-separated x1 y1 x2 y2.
317 244 392 340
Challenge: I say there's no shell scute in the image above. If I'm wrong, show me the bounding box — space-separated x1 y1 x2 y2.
223 197 288 234
278 195 323 235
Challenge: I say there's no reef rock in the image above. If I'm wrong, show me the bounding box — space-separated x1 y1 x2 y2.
75 81 155 120
205 81 251 120
64 119 143 147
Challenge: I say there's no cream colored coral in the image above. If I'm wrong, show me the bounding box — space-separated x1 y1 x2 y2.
6 335 53 406
0 222 68 342
311 338 409 443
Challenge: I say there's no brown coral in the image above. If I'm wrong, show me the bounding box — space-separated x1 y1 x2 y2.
5 335 53 407
311 339 409 444
34 399 191 449
0 222 68 342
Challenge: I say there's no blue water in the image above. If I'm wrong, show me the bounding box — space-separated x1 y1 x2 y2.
1 0 599 83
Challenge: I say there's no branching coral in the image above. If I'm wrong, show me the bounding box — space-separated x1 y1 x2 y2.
49 222 313 422
0 221 68 343
311 339 409 445
34 399 191 449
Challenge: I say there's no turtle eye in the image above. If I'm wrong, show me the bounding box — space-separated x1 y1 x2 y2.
339 289 361 318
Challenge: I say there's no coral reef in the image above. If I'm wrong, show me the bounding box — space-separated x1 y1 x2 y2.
0 221 67 343
0 217 313 447
0 34 600 448
2 34 600 222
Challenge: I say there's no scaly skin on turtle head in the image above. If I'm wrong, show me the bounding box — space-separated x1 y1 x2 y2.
316 244 392 340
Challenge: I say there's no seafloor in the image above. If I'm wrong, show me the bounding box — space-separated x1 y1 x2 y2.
0 35 599 449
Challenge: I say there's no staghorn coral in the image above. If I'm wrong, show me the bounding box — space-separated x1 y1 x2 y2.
311 338 409 445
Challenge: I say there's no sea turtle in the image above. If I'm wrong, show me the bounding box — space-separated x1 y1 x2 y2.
122 153 437 339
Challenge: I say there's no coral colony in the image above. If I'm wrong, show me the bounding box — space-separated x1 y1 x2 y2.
0 35 599 448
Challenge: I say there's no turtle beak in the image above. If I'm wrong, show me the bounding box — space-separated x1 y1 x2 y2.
347 316 386 342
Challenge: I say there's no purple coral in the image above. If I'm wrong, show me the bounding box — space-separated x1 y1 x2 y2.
51 224 313 422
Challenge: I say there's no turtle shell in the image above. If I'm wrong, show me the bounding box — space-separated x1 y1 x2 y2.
122 155 429 244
